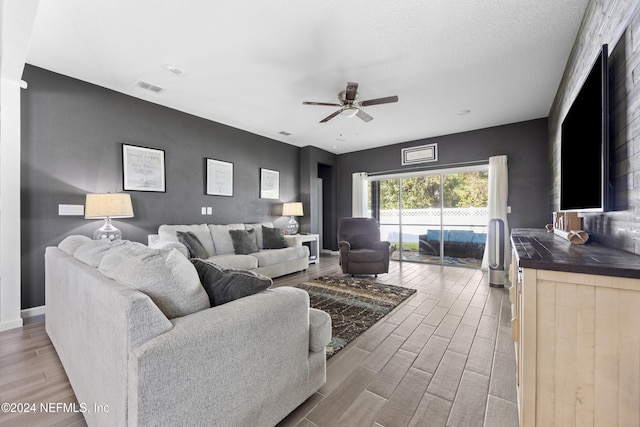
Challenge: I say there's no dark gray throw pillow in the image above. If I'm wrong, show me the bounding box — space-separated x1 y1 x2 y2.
191 259 272 306
177 231 209 259
262 226 288 249
228 229 258 254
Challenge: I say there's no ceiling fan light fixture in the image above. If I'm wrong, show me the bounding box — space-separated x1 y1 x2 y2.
341 107 358 118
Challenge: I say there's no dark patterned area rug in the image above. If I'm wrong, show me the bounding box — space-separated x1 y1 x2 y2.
294 275 417 359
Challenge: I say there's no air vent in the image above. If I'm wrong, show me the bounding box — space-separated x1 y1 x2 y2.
135 80 164 93
278 131 292 136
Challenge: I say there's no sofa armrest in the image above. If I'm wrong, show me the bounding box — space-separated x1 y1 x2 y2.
128 286 315 427
148 234 160 245
309 308 331 352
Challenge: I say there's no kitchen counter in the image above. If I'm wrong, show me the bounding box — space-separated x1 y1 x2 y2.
511 227 640 279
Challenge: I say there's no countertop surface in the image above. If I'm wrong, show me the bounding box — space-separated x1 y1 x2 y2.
511 228 640 279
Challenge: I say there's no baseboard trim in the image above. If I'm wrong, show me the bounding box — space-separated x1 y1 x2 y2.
0 318 24 331
21 305 45 319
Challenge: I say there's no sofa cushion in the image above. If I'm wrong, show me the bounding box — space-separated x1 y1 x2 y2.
100 249 210 318
177 231 209 259
208 224 244 255
229 229 259 255
262 226 288 249
245 222 273 249
98 241 152 272
158 224 215 256
149 240 190 258
191 259 272 306
58 235 92 255
205 254 258 270
448 230 474 243
348 248 386 263
251 247 307 267
73 239 127 267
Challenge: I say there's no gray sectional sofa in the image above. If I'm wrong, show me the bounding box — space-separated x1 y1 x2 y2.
45 235 331 427
148 222 309 278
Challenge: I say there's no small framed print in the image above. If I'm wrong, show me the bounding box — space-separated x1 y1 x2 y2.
260 168 279 199
206 159 234 196
122 144 166 192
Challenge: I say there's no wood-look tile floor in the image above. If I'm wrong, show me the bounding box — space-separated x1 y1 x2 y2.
0 255 519 427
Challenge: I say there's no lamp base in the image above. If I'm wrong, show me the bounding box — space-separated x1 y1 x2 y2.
286 216 299 235
93 217 122 241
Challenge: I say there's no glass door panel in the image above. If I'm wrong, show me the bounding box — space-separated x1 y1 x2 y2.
377 178 401 261
400 175 441 264
441 171 488 267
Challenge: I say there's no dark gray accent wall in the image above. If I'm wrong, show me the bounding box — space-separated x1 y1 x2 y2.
21 65 301 309
336 118 550 231
549 1 640 255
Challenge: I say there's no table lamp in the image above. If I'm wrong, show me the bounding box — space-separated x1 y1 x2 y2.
85 193 134 240
282 202 303 235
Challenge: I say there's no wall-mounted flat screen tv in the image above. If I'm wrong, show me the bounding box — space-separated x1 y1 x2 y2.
560 44 609 212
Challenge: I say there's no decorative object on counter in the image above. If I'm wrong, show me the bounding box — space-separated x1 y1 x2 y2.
85 193 134 240
282 202 303 234
552 211 589 243
567 230 589 245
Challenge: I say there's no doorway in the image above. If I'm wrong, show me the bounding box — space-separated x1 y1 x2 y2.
371 166 488 268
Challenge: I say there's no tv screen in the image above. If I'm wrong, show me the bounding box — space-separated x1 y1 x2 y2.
560 44 609 212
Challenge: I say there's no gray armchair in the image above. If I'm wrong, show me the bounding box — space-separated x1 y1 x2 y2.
337 217 390 276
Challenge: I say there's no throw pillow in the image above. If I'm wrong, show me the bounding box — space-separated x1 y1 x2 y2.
262 226 288 249
228 229 258 255
177 231 209 259
191 259 272 306
101 249 210 318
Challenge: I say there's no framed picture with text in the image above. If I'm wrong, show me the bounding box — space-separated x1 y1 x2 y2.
260 168 279 199
206 158 234 196
122 144 166 192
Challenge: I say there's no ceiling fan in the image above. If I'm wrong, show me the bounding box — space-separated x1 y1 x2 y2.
302 82 398 123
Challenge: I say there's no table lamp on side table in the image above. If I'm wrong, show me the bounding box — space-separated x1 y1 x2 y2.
85 193 134 240
282 202 303 235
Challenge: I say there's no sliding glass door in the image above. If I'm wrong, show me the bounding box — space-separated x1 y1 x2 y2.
373 166 488 268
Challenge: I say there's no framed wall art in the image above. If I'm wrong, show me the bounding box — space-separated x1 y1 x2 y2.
122 144 166 192
260 168 279 199
206 158 234 196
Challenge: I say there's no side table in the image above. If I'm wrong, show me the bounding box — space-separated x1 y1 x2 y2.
298 233 320 264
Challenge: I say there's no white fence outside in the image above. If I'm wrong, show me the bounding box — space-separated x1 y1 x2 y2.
377 207 489 244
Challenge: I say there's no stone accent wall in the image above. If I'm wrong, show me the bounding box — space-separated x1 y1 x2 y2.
549 0 640 254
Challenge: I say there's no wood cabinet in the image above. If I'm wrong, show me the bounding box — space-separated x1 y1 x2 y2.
510 229 640 427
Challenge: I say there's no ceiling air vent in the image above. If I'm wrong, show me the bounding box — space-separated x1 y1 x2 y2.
135 80 164 93
278 131 292 136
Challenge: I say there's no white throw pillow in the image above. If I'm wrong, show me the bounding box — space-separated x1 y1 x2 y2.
101 248 210 319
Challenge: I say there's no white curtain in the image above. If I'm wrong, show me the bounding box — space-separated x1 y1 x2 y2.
481 155 510 272
352 172 368 217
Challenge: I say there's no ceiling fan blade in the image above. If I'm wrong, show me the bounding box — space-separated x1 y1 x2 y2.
356 109 373 122
320 110 341 123
345 82 359 102
360 95 399 106
303 101 341 107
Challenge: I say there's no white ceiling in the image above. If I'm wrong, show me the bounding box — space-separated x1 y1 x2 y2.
26 0 589 154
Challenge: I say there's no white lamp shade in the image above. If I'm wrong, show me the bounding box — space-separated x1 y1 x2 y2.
85 193 134 219
282 202 303 217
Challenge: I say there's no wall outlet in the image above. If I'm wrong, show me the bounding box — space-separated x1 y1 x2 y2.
201 207 207 215
507 206 512 214
207 207 213 215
